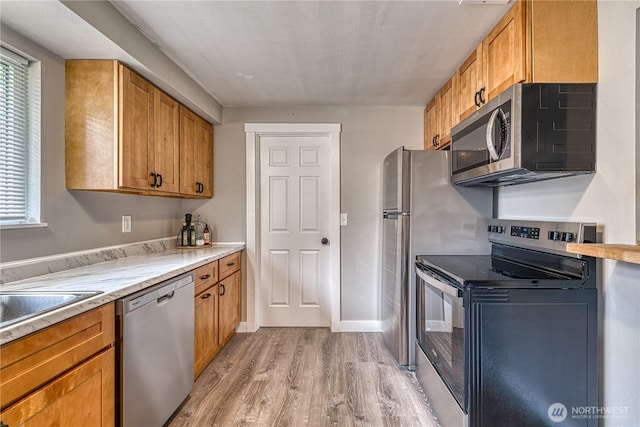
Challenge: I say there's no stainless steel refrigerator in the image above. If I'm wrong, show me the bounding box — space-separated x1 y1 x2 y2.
381 147 492 368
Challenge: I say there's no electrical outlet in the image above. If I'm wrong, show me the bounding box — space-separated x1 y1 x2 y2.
122 215 132 233
340 213 348 226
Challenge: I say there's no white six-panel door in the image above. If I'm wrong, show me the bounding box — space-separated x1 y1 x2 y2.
259 135 331 326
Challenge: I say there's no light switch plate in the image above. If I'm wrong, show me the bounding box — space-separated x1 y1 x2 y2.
122 215 132 233
340 213 348 226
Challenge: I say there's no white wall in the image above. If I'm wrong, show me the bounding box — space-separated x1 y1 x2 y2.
183 106 424 323
498 2 640 425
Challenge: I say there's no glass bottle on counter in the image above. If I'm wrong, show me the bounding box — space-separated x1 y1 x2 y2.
189 224 196 246
196 215 205 246
203 223 210 245
181 223 188 247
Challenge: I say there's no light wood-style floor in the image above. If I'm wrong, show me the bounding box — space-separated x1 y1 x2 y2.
169 328 440 427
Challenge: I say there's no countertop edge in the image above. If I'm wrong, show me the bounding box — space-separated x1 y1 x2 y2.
566 243 640 265
0 244 244 345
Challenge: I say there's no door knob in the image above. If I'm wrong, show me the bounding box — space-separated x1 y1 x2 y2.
321 238 329 245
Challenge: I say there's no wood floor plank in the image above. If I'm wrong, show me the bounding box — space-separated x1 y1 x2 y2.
168 328 440 427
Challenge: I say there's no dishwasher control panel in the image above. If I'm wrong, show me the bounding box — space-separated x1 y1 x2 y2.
118 273 194 314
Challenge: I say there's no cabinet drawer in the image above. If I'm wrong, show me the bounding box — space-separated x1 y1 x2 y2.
219 252 241 280
194 260 218 296
0 303 115 409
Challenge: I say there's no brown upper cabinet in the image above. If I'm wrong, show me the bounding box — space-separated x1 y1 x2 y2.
461 0 597 121
180 106 214 198
457 46 484 123
425 76 457 151
66 60 213 198
426 0 598 148
120 66 180 194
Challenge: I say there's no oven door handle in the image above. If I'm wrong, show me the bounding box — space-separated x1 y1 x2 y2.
417 268 461 298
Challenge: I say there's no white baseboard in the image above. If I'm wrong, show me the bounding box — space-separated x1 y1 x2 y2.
338 320 381 332
237 320 382 333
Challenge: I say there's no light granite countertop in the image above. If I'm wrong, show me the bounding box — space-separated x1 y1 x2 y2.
0 243 244 345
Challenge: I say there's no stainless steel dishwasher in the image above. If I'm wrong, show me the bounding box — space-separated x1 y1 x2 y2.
116 272 194 427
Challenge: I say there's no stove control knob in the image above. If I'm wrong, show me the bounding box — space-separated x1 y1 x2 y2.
548 231 561 241
564 232 574 242
496 226 505 233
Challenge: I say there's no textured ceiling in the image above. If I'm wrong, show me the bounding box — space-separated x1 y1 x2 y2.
1 0 512 108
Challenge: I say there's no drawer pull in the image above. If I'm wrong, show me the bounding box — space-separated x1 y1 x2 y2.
226 262 235 267
220 284 226 296
200 274 211 280
201 293 212 300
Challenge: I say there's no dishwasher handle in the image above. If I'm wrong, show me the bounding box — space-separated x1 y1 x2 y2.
157 291 175 305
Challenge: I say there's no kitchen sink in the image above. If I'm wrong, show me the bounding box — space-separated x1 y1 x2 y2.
0 291 102 329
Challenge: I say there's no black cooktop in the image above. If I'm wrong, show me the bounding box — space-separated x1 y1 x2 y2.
416 252 592 289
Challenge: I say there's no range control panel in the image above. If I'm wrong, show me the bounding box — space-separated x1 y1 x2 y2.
487 219 597 255
510 226 540 240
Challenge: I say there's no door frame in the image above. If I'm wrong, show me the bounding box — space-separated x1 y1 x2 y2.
245 123 341 332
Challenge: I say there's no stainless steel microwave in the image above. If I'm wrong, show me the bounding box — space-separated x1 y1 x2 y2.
450 83 596 187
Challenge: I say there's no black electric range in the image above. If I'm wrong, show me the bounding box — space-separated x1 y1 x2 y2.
414 219 599 427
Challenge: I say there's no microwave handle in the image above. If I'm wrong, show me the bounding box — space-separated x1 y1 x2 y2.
485 108 504 161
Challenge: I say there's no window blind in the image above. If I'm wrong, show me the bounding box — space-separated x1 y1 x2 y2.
0 47 29 222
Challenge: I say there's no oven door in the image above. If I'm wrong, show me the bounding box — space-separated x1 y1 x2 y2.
416 265 466 410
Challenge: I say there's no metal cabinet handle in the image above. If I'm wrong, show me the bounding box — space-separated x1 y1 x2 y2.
220 284 226 296
474 91 481 107
321 238 329 245
479 87 486 104
200 274 211 280
226 262 235 267
157 173 163 188
201 293 212 300
150 172 157 188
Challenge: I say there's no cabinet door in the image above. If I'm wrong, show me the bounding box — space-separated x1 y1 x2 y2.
195 117 213 198
180 106 213 197
457 45 484 122
179 106 198 196
423 98 439 151
482 0 525 102
120 65 154 191
218 270 241 344
194 285 219 379
153 89 180 194
437 76 456 149
0 348 115 427
1 303 115 409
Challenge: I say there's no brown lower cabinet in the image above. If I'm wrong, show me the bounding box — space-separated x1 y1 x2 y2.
218 270 241 345
0 349 115 426
193 251 242 379
194 283 220 378
0 303 115 426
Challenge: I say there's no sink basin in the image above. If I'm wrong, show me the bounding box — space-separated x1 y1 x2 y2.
0 291 102 329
